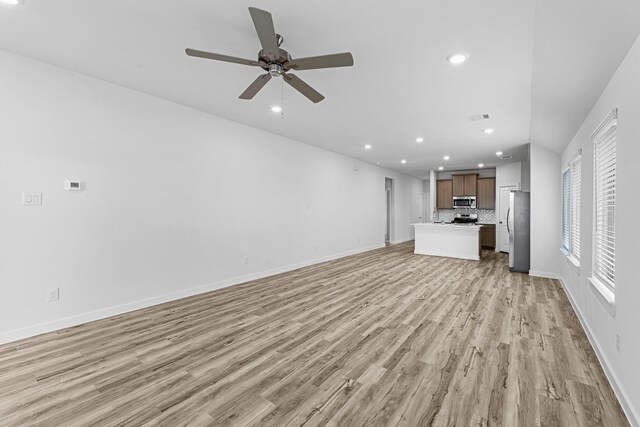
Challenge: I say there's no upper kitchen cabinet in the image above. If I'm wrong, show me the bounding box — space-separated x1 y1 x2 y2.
452 174 478 196
436 179 453 209
452 175 464 196
476 177 496 209
464 174 477 196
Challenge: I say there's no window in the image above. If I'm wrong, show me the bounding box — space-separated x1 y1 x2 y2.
562 152 582 266
569 153 582 264
561 169 570 254
591 109 617 297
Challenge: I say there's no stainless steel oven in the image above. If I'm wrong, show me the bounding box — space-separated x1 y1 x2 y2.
453 196 476 209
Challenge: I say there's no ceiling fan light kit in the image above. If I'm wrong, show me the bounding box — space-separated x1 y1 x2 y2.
186 7 354 103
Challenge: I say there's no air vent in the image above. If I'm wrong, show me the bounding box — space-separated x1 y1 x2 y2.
467 113 490 122
501 154 513 160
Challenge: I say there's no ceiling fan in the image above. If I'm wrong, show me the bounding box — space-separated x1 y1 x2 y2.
186 7 354 103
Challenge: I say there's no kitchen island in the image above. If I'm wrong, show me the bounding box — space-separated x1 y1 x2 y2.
412 223 483 261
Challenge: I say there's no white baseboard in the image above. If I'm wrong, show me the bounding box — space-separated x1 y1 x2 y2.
558 276 639 427
390 236 415 244
529 270 560 279
0 243 385 345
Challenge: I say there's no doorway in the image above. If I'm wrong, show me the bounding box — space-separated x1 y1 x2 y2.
385 178 393 243
417 192 429 223
498 185 517 252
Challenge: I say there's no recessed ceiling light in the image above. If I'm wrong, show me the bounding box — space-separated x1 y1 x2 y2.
496 151 503 156
483 128 494 134
401 159 407 164
376 162 381 165
364 144 372 150
478 163 484 168
0 0 23 5
438 166 444 171
443 155 450 161
446 52 468 65
271 106 282 113
416 137 424 143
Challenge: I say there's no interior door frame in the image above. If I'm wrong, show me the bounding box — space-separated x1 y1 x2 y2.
498 184 518 252
385 178 394 243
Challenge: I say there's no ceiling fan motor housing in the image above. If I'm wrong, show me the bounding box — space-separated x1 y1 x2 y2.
259 48 292 70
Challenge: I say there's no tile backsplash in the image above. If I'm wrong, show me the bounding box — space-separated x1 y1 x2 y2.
437 209 496 224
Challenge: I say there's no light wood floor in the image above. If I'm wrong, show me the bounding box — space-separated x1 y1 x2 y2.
0 243 630 426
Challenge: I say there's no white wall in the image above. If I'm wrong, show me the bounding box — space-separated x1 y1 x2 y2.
392 176 423 243
529 144 561 277
0 50 423 343
558 33 640 426
495 162 522 190
521 144 531 192
494 162 522 248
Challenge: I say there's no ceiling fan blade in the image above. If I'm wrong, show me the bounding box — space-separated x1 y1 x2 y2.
283 73 325 103
239 74 272 100
285 52 354 71
248 7 280 60
185 48 264 67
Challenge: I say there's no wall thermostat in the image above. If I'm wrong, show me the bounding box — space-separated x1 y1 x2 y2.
64 180 85 191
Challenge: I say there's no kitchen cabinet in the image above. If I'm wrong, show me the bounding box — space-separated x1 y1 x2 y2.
480 223 496 249
452 175 464 196
413 223 482 260
436 180 453 209
464 174 477 196
452 174 478 196
477 177 496 209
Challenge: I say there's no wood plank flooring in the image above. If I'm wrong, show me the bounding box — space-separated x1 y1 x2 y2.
0 242 630 426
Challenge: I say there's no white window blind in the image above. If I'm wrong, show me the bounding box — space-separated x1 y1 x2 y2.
570 154 582 262
561 169 570 253
592 109 617 291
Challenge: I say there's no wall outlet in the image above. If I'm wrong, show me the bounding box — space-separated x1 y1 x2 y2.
616 333 621 352
46 288 59 302
314 245 318 252
242 256 249 265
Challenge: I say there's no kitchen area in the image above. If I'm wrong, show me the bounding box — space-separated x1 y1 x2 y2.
413 164 529 270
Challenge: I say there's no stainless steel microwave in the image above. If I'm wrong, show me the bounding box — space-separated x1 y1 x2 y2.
453 196 476 209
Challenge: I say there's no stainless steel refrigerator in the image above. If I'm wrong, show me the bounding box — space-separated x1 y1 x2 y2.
508 191 530 272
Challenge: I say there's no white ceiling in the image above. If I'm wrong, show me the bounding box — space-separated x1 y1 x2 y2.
1 0 639 179
530 0 640 153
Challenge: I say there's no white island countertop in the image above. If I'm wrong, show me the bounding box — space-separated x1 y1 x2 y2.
412 222 483 260
411 222 483 230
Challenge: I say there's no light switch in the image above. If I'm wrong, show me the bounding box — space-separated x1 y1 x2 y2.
22 193 42 206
